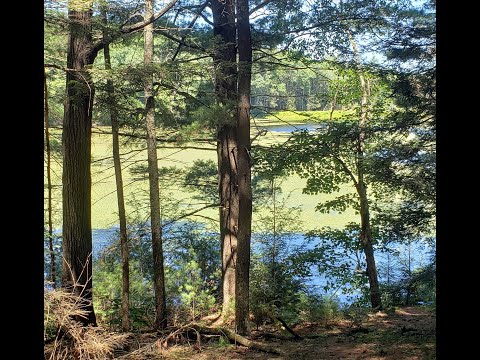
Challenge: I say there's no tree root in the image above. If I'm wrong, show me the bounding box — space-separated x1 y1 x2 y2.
155 323 283 355
114 323 285 358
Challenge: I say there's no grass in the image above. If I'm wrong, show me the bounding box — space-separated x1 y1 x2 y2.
45 110 359 231
253 109 356 127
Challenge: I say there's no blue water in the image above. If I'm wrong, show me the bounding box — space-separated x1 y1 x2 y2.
88 226 434 306
92 227 120 257
261 123 326 133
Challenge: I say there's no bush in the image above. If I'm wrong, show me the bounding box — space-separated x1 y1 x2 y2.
380 257 436 307
93 220 221 329
298 293 341 325
163 222 221 324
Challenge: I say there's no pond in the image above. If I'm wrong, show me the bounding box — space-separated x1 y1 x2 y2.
88 226 435 306
259 122 326 133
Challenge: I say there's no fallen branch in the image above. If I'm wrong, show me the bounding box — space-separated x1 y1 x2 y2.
274 316 303 340
158 322 201 349
116 323 284 358
191 324 283 354
155 323 283 354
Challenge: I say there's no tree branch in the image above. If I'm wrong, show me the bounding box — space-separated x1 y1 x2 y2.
171 1 210 60
44 63 78 73
154 28 207 52
91 0 179 56
163 203 220 227
121 0 179 33
274 316 303 340
249 0 275 15
91 128 215 143
333 155 358 188
198 10 214 26
153 81 210 107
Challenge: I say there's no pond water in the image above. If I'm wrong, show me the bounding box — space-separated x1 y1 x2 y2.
89 226 434 306
48 122 435 306
260 122 326 133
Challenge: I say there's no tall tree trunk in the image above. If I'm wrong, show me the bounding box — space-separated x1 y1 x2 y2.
44 67 56 288
272 178 276 283
61 1 97 325
346 29 382 310
211 0 238 320
102 4 130 332
144 0 167 329
235 0 253 335
217 126 239 319
405 243 412 305
358 190 382 309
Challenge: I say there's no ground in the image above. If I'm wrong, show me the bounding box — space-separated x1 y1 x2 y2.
113 306 435 360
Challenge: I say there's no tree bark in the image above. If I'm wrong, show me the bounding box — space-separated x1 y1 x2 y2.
235 0 253 335
102 4 130 332
211 0 239 320
144 0 167 329
358 189 382 309
217 126 239 319
44 67 56 288
61 1 97 326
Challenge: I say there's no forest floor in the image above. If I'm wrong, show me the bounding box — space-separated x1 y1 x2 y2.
113 306 435 360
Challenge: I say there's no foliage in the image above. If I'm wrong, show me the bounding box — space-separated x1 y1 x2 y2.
297 225 370 300
254 26 436 302
251 59 333 113
93 259 155 330
43 0 436 341
163 222 221 324
255 109 355 125
92 219 221 328
297 293 342 325
380 246 436 307
191 101 237 129
249 184 313 327
183 159 219 204
250 250 306 326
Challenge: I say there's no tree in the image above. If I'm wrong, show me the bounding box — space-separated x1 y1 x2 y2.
149 0 309 326
211 0 239 320
235 0 253 335
144 0 167 330
344 26 382 309
255 65 392 309
251 0 435 310
254 0 436 306
55 0 178 327
44 67 56 288
101 1 130 332
249 179 307 328
368 0 436 241
61 0 98 325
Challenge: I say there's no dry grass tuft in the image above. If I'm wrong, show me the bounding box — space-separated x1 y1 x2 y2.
44 285 130 360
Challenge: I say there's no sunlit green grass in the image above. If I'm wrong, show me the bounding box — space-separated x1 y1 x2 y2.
45 110 359 231
253 109 356 127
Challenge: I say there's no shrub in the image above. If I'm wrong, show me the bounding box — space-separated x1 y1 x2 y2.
298 293 342 325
